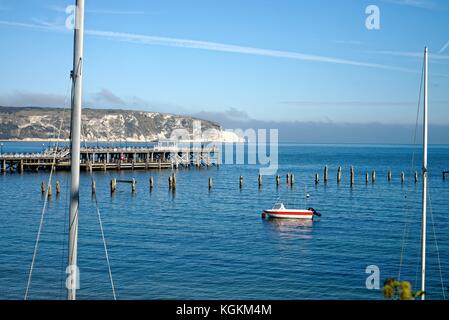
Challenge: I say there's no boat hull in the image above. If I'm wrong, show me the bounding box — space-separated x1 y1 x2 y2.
263 210 313 220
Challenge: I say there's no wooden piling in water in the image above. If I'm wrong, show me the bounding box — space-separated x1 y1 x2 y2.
150 176 154 190
209 177 213 190
172 174 176 189
315 173 319 184
91 180 96 194
276 175 280 187
414 171 418 183
286 173 289 184
372 170 376 183
365 172 369 184
258 174 262 187
388 170 392 182
239 175 243 189
56 181 61 194
401 172 405 183
41 181 46 193
350 166 354 185
110 178 117 193
168 176 173 189
47 184 52 197
291 174 295 186
132 178 136 192
324 165 328 182
337 166 342 183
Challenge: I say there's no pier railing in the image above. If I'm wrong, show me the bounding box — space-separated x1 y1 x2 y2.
0 145 220 173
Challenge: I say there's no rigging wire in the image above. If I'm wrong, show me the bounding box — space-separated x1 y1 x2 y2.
397 58 424 282
81 122 117 300
428 185 446 299
24 80 71 300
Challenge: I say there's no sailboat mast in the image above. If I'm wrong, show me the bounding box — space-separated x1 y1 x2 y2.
421 46 428 301
68 0 85 301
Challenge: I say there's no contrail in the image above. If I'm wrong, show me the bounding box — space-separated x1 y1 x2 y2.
0 19 418 73
439 40 449 54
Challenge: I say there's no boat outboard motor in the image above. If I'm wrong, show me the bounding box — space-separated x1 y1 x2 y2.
308 208 322 217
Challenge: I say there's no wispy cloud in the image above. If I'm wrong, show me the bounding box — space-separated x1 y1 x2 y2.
439 40 449 54
375 50 449 60
332 40 363 45
48 5 146 15
0 19 427 74
281 100 449 107
86 30 416 73
381 0 437 10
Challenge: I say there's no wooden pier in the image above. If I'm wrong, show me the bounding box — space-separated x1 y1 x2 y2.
0 143 219 173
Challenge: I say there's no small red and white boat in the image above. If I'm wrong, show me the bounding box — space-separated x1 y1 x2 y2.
262 202 321 220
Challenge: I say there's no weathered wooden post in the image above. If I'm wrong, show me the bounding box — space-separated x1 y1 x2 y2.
401 171 405 183
315 173 319 184
209 177 213 190
91 180 96 194
388 170 392 182
365 172 369 184
286 173 289 184
132 178 136 192
239 175 243 189
19 160 24 173
276 175 280 187
150 176 154 190
258 174 262 188
372 170 376 183
171 174 176 190
56 181 61 194
337 166 342 183
41 181 46 193
1 160 6 173
290 174 295 186
110 178 117 193
168 175 173 189
414 171 418 183
324 165 328 183
47 184 52 197
350 166 354 186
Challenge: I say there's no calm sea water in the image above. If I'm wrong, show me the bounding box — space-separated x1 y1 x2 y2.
0 142 448 300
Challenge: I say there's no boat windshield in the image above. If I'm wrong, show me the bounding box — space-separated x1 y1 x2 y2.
272 203 285 210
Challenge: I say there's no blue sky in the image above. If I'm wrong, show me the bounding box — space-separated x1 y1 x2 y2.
0 0 448 138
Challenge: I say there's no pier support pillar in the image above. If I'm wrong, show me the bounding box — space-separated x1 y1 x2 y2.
401 172 405 184
56 181 61 194
372 170 376 183
209 177 213 190
337 166 342 183
150 176 154 191
1 160 6 173
388 170 392 182
324 165 328 182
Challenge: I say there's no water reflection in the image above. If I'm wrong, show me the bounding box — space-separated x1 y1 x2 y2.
265 218 314 240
